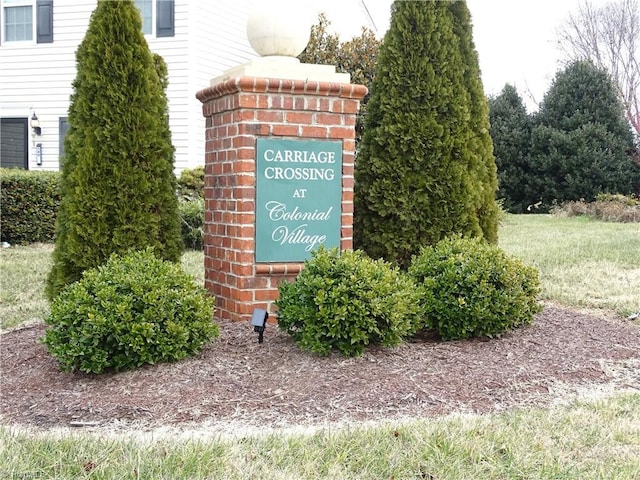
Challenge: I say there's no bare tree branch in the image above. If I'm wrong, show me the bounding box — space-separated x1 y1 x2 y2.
557 0 640 143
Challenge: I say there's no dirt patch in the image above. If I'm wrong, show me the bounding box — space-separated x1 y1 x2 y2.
1 305 639 434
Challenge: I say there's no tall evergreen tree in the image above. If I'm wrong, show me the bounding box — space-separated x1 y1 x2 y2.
529 60 639 209
488 84 535 213
46 0 182 299
449 0 499 242
354 0 496 268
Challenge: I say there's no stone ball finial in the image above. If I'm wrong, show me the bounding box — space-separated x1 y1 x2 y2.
247 1 314 58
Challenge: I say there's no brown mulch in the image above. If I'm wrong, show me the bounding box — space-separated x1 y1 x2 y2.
1 305 639 433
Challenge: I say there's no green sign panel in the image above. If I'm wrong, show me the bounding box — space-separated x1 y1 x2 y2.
255 138 342 262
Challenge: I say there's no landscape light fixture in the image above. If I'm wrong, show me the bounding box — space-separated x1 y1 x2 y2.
251 308 269 344
30 113 41 135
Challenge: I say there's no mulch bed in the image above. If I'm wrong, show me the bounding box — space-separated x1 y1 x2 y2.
1 305 639 433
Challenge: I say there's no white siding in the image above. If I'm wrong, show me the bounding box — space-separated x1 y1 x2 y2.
146 0 191 171
187 0 257 171
0 0 95 171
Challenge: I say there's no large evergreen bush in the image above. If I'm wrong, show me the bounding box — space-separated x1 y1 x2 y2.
449 1 499 243
276 247 421 357
528 60 640 210
409 237 542 341
488 85 535 213
354 1 497 269
46 0 182 299
43 249 217 374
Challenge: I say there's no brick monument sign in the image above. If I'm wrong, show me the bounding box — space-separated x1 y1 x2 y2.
196 4 367 322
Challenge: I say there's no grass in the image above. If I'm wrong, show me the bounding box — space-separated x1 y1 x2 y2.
0 243 53 330
1 393 639 479
0 247 204 331
499 214 640 316
1 215 639 478
2 215 636 330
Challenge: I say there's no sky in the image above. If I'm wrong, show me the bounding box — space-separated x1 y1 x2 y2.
315 0 611 112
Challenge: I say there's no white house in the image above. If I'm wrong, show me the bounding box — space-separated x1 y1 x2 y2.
0 0 380 173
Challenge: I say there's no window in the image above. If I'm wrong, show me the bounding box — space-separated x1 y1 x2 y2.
4 2 32 41
136 0 152 34
0 118 29 169
1 0 53 44
134 0 174 38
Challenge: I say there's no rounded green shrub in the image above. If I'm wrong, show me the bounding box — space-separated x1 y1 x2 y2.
275 247 421 357
408 237 542 340
43 248 217 373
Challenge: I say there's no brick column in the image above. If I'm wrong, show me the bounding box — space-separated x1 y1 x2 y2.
196 77 367 322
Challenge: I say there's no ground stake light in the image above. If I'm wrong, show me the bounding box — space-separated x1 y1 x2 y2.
251 308 269 344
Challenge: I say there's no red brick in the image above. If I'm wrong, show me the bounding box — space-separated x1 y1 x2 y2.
236 302 255 315
239 94 257 108
236 174 255 185
342 190 354 201
232 136 254 148
237 148 255 160
256 110 284 123
329 127 354 139
317 113 342 125
286 112 313 124
232 238 254 250
239 277 269 289
342 178 354 190
255 289 279 301
271 124 299 136
233 161 255 173
238 200 255 212
300 126 327 138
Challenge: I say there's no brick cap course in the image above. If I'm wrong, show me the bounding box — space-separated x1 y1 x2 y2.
196 77 368 104
255 263 303 275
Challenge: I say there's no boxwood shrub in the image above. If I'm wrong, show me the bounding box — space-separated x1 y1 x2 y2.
0 168 60 244
276 247 421 357
42 248 217 373
408 236 542 340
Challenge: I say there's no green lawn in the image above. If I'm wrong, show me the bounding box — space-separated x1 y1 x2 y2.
1 215 639 479
499 214 639 316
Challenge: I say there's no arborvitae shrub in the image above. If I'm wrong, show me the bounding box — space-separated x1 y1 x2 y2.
0 169 60 244
43 249 217 374
408 237 542 340
354 1 497 269
276 247 421 357
46 0 183 300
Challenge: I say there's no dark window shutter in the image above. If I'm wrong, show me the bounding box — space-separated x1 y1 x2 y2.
156 0 174 37
36 0 54 44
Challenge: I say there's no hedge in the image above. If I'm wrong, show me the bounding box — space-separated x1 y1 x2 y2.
0 168 60 244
